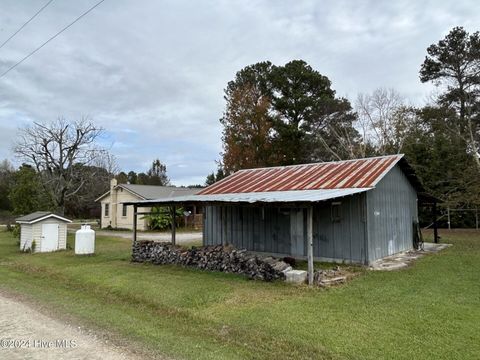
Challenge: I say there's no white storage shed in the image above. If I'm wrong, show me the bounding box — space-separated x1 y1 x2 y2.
16 211 71 252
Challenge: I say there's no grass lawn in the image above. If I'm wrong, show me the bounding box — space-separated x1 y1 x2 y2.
0 230 479 359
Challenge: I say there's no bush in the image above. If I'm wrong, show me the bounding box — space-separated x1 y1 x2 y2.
12 224 20 238
142 206 184 231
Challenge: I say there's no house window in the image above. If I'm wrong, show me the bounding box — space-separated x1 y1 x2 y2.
104 203 109 217
331 202 342 222
122 204 127 217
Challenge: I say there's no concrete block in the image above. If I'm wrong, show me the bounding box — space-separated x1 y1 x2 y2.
285 270 307 284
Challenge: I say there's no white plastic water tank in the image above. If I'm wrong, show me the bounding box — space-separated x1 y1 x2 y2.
75 224 95 255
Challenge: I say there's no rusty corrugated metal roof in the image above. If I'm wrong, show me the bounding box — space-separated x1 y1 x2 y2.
199 155 403 195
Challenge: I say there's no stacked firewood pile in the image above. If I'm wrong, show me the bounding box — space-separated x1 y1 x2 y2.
132 241 291 281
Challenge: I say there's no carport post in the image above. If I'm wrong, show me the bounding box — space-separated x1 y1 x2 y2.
171 205 176 246
132 204 137 243
307 206 314 286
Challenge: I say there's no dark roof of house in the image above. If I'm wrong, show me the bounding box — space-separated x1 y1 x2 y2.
121 184 201 200
15 211 72 224
95 184 201 202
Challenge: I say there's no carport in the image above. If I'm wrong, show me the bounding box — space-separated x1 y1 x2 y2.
124 155 438 285
123 190 361 285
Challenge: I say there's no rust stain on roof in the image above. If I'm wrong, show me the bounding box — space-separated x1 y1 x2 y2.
199 155 402 195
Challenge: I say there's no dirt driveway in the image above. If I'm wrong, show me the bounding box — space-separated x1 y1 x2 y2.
0 292 143 360
94 230 202 244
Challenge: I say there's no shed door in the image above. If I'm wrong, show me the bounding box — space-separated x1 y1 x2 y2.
42 223 59 252
290 209 305 256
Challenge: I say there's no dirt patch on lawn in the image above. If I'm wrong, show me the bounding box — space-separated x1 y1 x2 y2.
0 289 166 360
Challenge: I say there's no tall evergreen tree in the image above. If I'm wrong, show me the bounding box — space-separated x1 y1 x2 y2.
9 164 45 215
220 60 360 170
127 171 138 184
402 106 479 207
420 26 480 170
0 160 14 211
115 171 128 184
146 159 170 186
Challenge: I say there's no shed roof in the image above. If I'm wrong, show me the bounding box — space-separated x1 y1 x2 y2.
123 155 428 207
16 211 72 224
199 154 404 195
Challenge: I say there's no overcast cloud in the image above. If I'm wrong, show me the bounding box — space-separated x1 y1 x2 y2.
0 0 478 185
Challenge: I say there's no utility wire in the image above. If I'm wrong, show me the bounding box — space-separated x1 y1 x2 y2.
0 0 55 50
0 0 106 79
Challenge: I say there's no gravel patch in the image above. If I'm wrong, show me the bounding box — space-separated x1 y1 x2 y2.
0 293 143 360
94 230 202 244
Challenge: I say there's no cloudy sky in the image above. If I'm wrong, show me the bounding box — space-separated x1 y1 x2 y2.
0 0 478 185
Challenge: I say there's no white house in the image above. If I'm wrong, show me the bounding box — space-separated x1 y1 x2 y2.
16 211 71 252
95 179 202 230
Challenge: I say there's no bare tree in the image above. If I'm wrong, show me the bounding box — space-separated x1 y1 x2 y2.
310 111 361 161
14 118 116 214
355 88 411 155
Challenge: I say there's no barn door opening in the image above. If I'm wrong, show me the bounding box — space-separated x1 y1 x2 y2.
290 209 305 256
42 223 59 252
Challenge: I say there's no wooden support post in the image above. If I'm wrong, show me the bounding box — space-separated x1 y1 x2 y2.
433 201 439 244
221 206 226 245
132 205 137 243
171 205 176 246
192 205 197 228
307 206 314 286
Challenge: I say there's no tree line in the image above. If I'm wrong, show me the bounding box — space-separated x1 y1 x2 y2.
115 159 170 186
209 27 480 226
0 116 165 219
0 117 176 221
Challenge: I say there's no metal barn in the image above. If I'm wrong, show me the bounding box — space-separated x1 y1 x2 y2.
126 155 433 278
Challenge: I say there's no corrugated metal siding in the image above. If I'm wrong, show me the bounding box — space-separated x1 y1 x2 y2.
366 164 418 262
313 194 366 262
290 209 305 256
202 163 417 263
199 155 401 195
203 195 367 263
204 205 291 254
